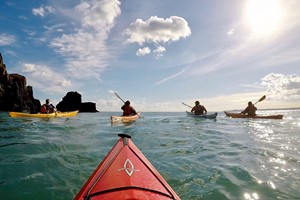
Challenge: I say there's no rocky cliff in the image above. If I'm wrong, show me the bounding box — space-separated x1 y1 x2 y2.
0 53 40 113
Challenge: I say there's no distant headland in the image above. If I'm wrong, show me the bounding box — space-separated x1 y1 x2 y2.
0 53 98 113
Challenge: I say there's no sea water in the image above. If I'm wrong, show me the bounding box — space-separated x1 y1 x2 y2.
0 110 299 200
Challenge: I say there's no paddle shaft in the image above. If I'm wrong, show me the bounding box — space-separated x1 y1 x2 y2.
114 92 125 103
182 102 193 109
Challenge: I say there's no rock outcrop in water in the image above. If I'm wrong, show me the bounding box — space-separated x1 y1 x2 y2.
56 91 81 112
0 53 41 113
80 102 98 112
56 91 98 112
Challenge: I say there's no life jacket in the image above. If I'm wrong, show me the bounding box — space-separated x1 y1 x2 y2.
122 106 132 116
40 104 48 113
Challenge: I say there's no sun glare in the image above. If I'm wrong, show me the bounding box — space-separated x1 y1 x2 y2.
245 0 284 37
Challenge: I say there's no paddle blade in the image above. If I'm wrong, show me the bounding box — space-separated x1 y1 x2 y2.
254 95 266 105
258 95 266 102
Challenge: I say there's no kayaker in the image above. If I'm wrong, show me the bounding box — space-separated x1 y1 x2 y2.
191 100 207 115
121 100 137 116
40 99 55 113
241 101 257 116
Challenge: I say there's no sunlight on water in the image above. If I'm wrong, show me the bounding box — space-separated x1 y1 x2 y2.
249 122 274 141
268 181 276 189
244 192 259 200
270 157 286 164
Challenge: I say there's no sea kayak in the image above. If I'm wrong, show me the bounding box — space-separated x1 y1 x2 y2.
8 110 79 118
224 111 283 119
186 111 218 119
74 134 181 200
110 112 141 123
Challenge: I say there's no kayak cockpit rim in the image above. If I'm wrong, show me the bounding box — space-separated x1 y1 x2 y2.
87 186 177 199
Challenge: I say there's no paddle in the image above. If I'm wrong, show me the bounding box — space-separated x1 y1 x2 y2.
113 91 125 103
113 91 141 118
181 102 193 109
253 95 266 105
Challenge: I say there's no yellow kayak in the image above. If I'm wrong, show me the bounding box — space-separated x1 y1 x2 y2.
111 112 141 123
9 110 79 118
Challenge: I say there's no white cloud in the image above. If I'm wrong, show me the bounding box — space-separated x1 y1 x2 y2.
136 47 151 56
124 16 191 56
124 16 191 44
96 98 121 110
261 73 300 100
0 34 16 46
22 63 35 72
19 15 27 20
153 45 166 57
227 28 234 35
50 0 121 79
21 63 72 94
32 5 55 17
75 0 120 31
136 45 166 57
154 46 166 53
23 29 37 36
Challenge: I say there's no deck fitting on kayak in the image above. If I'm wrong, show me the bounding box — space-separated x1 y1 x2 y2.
118 134 131 146
118 134 131 138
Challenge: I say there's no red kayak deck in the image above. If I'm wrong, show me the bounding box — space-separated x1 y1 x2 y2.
74 134 180 200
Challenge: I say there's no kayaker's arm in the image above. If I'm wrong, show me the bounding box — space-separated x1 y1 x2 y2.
203 106 207 115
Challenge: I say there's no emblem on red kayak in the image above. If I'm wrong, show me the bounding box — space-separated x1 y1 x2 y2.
117 159 140 176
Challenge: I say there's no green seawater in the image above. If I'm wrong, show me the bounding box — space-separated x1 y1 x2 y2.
0 110 300 200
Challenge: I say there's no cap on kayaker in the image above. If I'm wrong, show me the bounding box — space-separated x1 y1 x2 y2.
195 101 199 104
125 100 130 105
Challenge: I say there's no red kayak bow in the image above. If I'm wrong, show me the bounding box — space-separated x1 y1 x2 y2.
74 134 180 200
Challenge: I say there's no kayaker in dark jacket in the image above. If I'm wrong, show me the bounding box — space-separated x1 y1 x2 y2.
241 101 257 116
191 101 207 115
121 101 137 116
40 99 55 113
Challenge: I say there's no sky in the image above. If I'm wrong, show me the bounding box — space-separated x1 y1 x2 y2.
1 0 300 112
